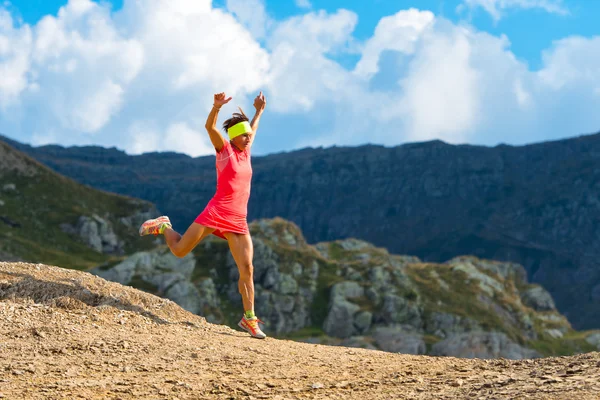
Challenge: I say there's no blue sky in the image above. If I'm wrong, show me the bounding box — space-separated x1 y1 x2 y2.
8 0 599 69
1 0 599 156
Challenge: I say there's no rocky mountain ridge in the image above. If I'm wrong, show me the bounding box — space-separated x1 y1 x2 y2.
3 132 600 329
92 217 600 359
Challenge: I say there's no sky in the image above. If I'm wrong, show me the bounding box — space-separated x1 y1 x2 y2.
0 0 599 157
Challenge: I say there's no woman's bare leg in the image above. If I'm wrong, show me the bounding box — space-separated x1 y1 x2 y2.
164 223 214 258
223 232 254 313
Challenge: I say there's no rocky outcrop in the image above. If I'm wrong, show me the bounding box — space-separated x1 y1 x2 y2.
585 332 600 350
10 132 600 330
430 332 541 360
61 215 123 254
521 286 556 312
91 247 220 318
371 326 426 355
90 218 591 359
227 224 319 334
323 281 366 338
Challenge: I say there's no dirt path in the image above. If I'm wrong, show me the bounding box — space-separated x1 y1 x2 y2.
1 262 599 399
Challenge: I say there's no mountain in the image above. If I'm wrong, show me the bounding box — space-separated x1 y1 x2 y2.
4 132 600 330
90 217 600 359
1 137 599 358
2 261 600 399
0 140 157 270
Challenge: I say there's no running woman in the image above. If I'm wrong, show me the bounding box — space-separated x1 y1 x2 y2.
139 91 267 339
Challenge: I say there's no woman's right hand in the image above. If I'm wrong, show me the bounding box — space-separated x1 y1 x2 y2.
214 92 232 107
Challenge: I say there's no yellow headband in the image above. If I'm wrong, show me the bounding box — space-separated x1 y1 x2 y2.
227 121 252 140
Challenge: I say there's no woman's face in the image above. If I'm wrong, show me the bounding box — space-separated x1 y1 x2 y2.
232 133 251 150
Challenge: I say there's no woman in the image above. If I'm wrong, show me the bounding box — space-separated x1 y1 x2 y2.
139 91 267 339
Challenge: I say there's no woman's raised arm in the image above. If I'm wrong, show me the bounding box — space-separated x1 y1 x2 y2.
249 91 266 146
205 92 232 152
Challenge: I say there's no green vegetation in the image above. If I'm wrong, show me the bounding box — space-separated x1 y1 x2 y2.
407 263 526 344
529 331 598 357
3 141 598 358
0 142 154 270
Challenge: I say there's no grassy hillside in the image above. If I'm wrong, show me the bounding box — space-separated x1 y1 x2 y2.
0 141 157 270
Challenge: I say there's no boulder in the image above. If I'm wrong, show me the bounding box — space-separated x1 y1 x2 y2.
372 326 426 355
61 215 123 254
431 332 541 359
521 286 556 311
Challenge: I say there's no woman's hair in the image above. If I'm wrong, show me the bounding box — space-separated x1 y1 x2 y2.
222 107 249 132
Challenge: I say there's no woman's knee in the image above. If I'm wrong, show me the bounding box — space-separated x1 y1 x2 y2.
238 263 254 279
170 246 189 258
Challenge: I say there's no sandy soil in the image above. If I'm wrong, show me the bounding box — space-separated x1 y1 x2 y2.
1 262 599 400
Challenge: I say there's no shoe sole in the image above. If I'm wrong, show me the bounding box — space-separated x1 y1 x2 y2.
139 217 170 236
238 320 266 339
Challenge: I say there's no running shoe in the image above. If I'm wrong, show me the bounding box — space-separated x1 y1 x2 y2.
139 216 171 236
238 316 267 339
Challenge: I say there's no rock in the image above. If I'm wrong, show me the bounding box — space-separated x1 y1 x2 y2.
369 266 388 282
372 326 426 355
331 281 364 300
291 263 303 277
93 249 196 286
430 332 541 360
322 281 369 338
545 329 564 339
365 287 380 306
61 215 123 254
339 336 377 350
377 293 421 327
232 236 315 334
90 247 210 315
425 312 481 338
521 286 556 311
2 183 16 192
276 274 298 295
164 280 203 314
338 239 371 251
118 207 157 229
354 311 372 334
585 332 600 350
323 298 360 338
448 260 504 297
449 257 528 285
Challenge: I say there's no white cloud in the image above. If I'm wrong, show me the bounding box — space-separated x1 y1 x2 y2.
128 120 213 157
398 24 481 143
461 0 568 21
295 0 312 10
0 8 32 108
265 9 358 113
226 0 269 39
164 122 214 157
0 0 269 156
354 8 434 78
537 36 600 91
0 1 599 158
31 130 57 146
128 120 161 154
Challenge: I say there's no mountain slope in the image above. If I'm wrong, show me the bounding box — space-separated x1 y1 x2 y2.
91 218 600 359
4 132 600 329
0 141 157 269
2 261 599 399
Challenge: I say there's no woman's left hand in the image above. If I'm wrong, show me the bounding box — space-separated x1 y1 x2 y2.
253 91 266 112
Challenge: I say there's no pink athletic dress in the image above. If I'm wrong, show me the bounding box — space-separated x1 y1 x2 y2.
194 141 252 239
